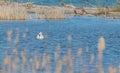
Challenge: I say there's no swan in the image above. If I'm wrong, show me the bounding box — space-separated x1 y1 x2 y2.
37 32 44 40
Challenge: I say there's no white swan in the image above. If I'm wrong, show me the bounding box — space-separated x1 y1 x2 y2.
37 32 44 40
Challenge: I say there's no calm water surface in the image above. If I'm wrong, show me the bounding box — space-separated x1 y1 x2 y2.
0 16 120 72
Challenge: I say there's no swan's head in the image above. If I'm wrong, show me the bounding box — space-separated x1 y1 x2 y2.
39 32 42 35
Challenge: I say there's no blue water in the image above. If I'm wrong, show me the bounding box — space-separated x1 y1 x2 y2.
0 16 120 72
11 0 116 6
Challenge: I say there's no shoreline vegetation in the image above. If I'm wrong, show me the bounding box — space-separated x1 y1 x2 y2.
0 2 120 20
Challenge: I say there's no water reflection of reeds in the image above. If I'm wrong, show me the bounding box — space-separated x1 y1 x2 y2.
0 29 120 73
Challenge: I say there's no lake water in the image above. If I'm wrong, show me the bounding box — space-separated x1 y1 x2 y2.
11 0 116 6
0 16 120 73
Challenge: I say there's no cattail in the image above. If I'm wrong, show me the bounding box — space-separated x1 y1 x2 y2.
78 48 82 56
98 36 105 61
90 53 94 64
108 65 113 73
7 30 12 42
55 60 62 73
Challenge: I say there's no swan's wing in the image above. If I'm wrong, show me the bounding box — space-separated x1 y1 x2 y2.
37 35 39 39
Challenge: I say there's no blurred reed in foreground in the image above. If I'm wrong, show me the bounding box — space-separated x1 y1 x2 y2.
0 30 119 73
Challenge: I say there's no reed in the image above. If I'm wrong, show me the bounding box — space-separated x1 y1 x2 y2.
7 30 12 42
1 30 119 73
98 36 105 61
55 60 62 73
55 44 61 61
98 64 104 73
0 5 26 20
90 53 94 64
108 64 113 73
44 8 65 19
109 7 120 12
77 48 82 56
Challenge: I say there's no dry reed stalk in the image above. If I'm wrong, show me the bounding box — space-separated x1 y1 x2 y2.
55 44 61 61
42 53 47 68
90 53 94 64
86 47 89 53
44 8 65 19
108 65 113 73
65 49 73 73
21 51 27 64
23 28 28 38
14 33 19 45
34 55 40 70
55 60 62 73
4 54 9 65
35 12 40 19
119 64 120 73
78 48 82 56
13 48 18 55
7 30 12 42
45 55 51 73
98 36 105 61
113 67 117 73
98 64 104 73
68 35 72 42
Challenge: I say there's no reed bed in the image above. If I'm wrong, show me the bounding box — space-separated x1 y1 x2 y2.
0 5 26 20
44 8 65 19
0 30 119 73
109 7 120 12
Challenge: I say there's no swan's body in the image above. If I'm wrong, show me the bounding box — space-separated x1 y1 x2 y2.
37 32 44 40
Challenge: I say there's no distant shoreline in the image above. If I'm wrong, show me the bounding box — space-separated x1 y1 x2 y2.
0 2 120 20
